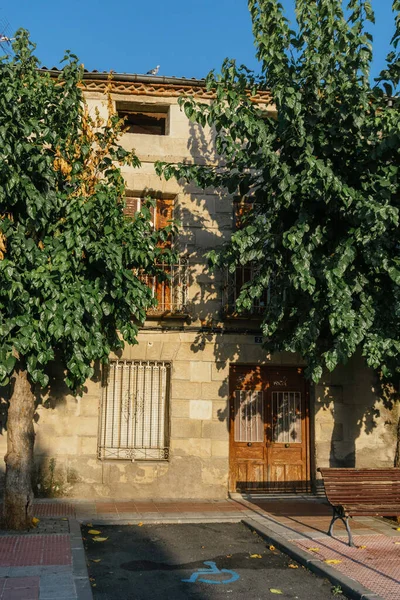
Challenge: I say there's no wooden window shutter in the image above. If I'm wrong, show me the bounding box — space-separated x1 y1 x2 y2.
156 198 174 239
124 197 141 219
234 200 253 230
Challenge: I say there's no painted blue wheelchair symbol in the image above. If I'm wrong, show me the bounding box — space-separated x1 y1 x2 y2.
182 560 240 584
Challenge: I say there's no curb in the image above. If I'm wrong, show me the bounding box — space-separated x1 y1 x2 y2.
69 518 93 600
242 518 385 600
77 516 242 526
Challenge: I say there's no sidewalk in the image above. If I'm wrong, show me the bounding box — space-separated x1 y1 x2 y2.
239 496 400 600
0 506 91 600
0 496 398 600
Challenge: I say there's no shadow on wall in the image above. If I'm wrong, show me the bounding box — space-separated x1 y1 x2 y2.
315 364 400 469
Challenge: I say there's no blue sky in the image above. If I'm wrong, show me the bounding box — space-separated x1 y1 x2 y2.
0 1 397 80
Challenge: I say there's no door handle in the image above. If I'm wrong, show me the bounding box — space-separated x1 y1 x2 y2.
285 443 290 448
247 442 252 447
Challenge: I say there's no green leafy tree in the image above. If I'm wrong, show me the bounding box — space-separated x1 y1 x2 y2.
0 31 172 529
158 0 400 461
158 0 399 382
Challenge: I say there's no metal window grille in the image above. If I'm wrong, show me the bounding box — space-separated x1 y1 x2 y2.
223 265 270 316
140 258 189 315
272 391 302 443
234 391 264 442
98 360 170 460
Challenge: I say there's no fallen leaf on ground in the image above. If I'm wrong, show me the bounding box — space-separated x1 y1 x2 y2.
357 546 367 549
308 547 320 552
288 564 298 569
226 554 232 558
324 559 342 565
32 517 40 527
394 542 400 545
201 546 205 549
250 553 263 559
92 537 108 542
86 523 93 527
62 518 68 521
138 522 143 527
91 583 97 588
395 527 400 531
91 559 102 563
88 529 102 535
270 589 283 595
269 545 276 551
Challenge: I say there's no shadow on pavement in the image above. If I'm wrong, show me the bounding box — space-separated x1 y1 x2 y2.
83 522 347 600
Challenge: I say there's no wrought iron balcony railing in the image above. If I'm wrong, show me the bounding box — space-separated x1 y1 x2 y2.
222 264 270 317
140 258 189 316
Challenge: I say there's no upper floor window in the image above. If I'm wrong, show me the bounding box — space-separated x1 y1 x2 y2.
124 195 188 316
224 197 268 317
116 101 169 136
124 195 174 244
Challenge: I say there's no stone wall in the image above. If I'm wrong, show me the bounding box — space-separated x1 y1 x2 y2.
31 334 305 500
314 352 399 490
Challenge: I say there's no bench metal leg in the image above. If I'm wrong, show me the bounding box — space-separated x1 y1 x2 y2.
328 506 354 547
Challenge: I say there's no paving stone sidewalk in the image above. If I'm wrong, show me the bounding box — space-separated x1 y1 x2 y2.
0 511 91 600
238 496 400 600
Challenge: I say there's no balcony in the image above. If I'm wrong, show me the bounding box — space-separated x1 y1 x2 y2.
140 258 189 317
222 264 269 318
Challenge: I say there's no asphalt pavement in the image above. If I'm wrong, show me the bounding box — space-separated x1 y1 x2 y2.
83 522 347 599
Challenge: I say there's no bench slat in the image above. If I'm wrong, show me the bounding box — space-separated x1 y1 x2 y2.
322 475 400 480
318 467 400 517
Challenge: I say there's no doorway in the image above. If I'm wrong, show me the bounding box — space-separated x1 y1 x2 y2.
229 365 310 493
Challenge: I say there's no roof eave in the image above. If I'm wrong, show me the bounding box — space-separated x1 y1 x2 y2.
38 68 206 88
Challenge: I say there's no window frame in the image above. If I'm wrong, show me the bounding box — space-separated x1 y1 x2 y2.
116 101 170 136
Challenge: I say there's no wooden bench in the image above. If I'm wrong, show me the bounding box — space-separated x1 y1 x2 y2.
318 467 400 546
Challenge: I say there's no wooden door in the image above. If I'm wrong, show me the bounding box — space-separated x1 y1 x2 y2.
229 365 310 493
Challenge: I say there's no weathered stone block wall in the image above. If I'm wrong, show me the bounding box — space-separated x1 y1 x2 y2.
0 338 397 499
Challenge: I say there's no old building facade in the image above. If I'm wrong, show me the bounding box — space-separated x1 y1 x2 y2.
0 72 397 499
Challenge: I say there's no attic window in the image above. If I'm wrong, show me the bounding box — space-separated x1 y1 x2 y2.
116 102 169 135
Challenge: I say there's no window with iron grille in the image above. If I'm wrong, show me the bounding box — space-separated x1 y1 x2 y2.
223 263 270 316
124 195 189 315
222 198 270 316
98 360 170 461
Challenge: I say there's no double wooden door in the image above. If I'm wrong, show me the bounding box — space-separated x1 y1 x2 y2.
229 365 310 493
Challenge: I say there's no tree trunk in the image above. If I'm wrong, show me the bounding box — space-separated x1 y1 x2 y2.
3 363 35 530
395 414 400 469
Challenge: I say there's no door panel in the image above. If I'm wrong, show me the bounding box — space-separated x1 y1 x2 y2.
229 365 310 493
229 367 266 490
